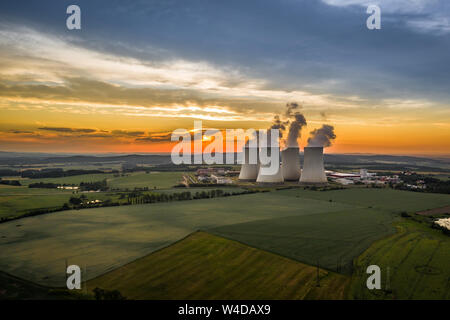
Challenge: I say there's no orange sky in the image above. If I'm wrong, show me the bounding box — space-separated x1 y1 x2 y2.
0 27 449 156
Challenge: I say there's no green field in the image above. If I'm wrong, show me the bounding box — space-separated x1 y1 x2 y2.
0 171 186 219
278 188 450 213
87 231 349 300
0 185 122 220
209 208 396 274
107 172 184 190
0 271 88 300
349 218 450 299
3 171 181 189
0 191 353 286
0 186 73 219
0 187 448 297
18 173 115 186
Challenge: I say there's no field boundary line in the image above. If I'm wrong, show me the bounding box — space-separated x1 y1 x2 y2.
201 230 350 276
84 230 202 284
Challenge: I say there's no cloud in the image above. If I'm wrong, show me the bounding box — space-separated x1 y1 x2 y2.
321 0 432 13
0 20 447 127
8 130 34 134
111 130 145 137
407 16 450 34
0 25 244 90
38 127 96 133
321 0 450 34
0 24 417 121
135 132 173 143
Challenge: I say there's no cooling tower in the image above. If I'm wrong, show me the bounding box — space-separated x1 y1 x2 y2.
239 146 259 181
256 147 284 183
281 147 301 181
299 146 327 184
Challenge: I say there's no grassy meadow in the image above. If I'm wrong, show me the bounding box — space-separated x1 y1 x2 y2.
0 184 448 298
0 185 121 220
87 231 349 300
278 188 450 213
0 186 73 220
349 218 450 299
209 207 397 274
0 191 353 286
107 171 183 190
18 173 114 186
0 171 186 220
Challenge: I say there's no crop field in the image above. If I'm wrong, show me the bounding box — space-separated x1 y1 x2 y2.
87 231 349 300
157 186 245 194
18 173 114 186
0 186 448 297
0 192 353 286
107 171 183 190
209 208 397 274
0 184 244 221
0 171 186 219
349 218 450 299
0 186 73 219
0 185 121 220
278 188 450 213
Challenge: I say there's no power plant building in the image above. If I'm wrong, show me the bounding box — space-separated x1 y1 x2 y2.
299 146 328 184
238 146 259 181
256 147 284 183
281 147 301 181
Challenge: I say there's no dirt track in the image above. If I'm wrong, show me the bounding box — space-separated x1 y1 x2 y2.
417 206 450 216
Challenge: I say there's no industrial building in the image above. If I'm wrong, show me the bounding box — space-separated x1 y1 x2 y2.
238 146 259 181
256 147 284 183
299 146 328 184
281 147 301 181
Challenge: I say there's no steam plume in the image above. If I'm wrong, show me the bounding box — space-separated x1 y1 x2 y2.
285 102 300 117
285 102 307 148
244 129 259 147
270 115 287 137
307 124 336 147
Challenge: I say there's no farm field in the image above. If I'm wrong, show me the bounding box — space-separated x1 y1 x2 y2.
0 192 353 286
0 185 120 220
349 218 450 299
0 184 245 221
0 271 87 300
279 188 450 213
107 171 183 190
87 231 349 299
0 186 73 220
3 171 184 190
18 173 114 186
209 207 397 274
0 186 448 296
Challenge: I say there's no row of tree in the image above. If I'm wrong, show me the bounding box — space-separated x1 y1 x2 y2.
0 179 21 186
395 174 450 194
124 188 266 205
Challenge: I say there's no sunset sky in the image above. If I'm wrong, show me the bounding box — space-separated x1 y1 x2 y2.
0 0 449 156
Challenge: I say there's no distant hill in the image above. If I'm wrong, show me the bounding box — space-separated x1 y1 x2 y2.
0 151 448 172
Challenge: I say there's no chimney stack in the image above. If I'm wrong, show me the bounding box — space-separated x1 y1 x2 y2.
299 146 327 184
256 147 284 184
238 146 259 181
281 147 301 181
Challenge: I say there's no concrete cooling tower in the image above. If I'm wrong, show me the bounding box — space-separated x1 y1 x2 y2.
299 146 327 184
281 147 301 181
256 147 284 183
239 146 259 181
